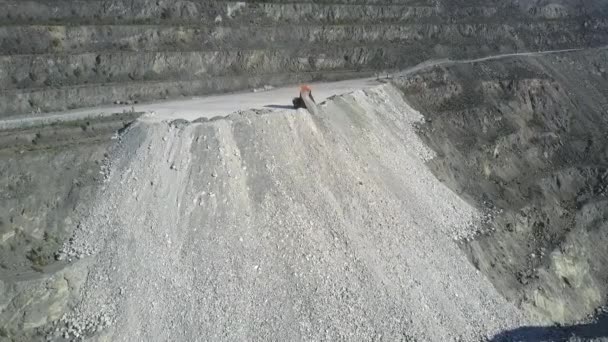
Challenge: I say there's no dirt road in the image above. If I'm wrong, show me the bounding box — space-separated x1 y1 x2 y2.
5 46 603 131
0 78 382 129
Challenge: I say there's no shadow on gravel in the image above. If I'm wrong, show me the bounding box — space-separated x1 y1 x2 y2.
490 312 608 341
264 104 295 109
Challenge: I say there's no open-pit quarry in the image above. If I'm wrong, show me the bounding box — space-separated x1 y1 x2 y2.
1 1 608 341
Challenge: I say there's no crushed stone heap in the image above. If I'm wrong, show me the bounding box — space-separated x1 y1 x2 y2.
56 85 531 341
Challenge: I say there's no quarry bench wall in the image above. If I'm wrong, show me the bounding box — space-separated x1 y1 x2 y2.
1 0 607 117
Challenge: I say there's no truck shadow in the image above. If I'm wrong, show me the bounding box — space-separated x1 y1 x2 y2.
490 312 608 341
264 104 295 109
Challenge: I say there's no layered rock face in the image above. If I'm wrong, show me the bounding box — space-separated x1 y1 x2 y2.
1 0 607 117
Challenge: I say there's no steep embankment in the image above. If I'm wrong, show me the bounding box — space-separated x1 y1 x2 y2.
395 47 608 324
1 0 607 117
0 113 139 341
0 113 140 275
25 85 533 341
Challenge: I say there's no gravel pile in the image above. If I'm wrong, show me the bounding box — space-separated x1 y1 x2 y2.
60 84 533 341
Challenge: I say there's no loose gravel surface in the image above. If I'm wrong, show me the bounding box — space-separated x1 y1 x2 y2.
58 85 534 341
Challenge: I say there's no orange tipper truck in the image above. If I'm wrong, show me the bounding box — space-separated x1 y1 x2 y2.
292 84 316 109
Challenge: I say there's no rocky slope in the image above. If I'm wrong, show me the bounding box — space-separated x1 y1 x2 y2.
1 0 607 117
1 84 538 342
0 113 140 274
3 47 608 340
0 113 139 341
61 85 535 341
394 47 608 324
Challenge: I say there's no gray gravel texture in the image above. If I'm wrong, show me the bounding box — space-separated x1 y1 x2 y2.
60 84 533 341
